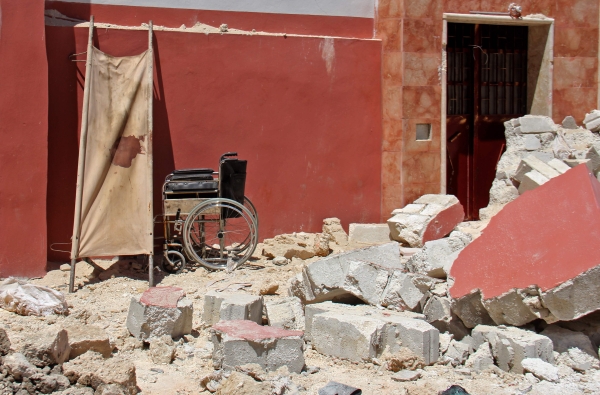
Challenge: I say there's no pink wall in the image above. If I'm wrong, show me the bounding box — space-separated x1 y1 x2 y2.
0 0 49 277
45 25 383 262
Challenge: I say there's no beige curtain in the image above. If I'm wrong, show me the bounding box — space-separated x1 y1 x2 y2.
76 47 153 257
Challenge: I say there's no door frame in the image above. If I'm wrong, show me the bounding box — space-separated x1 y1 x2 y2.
440 13 554 194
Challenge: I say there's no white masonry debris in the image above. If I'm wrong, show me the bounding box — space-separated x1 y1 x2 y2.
348 223 391 244
265 297 305 331
203 290 263 326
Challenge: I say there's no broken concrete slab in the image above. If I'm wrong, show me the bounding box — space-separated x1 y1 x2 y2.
210 320 304 373
516 115 558 134
380 271 428 310
288 242 401 305
450 165 600 326
348 223 390 244
387 195 465 248
405 231 471 278
126 286 193 340
556 347 600 372
62 351 137 395
472 325 554 373
584 110 600 132
65 324 112 359
202 291 263 326
522 358 559 382
265 297 305 331
423 296 469 340
450 291 495 329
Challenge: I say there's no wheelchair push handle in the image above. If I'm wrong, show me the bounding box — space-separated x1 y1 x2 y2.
220 152 238 162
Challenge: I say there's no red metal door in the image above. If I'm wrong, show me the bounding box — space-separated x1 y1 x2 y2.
447 23 528 219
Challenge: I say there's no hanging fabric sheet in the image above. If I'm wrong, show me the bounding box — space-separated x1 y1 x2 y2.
75 46 153 257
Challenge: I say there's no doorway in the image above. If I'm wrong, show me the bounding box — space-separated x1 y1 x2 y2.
446 22 528 219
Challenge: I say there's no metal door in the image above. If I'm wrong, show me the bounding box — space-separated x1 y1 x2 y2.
447 23 528 219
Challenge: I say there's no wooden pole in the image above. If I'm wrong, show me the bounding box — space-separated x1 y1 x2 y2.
70 16 95 293
147 20 155 288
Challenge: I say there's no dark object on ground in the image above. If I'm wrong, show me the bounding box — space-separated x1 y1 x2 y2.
318 381 362 395
439 385 471 395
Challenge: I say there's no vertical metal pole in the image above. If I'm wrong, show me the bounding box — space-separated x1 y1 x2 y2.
70 16 95 293
147 20 155 287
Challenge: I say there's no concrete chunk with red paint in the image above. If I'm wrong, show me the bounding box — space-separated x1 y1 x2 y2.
387 195 465 247
126 286 193 340
450 164 600 325
210 320 305 373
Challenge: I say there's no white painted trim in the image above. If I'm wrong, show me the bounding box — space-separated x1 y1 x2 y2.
48 0 376 18
443 13 554 25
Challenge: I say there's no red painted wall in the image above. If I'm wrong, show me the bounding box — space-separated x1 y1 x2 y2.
0 0 49 277
46 26 382 262
46 1 374 39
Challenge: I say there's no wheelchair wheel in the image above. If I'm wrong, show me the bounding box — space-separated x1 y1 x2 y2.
183 198 257 270
244 196 259 228
161 250 186 274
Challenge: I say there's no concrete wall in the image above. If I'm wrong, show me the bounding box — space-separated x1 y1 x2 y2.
0 0 49 277
375 0 600 215
45 23 383 262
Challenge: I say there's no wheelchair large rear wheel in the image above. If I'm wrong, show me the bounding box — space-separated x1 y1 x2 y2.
182 198 257 270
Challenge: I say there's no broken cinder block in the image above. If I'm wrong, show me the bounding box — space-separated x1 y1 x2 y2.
126 286 193 340
348 223 391 244
387 194 465 248
202 290 263 326
210 320 304 373
265 297 305 331
584 110 600 132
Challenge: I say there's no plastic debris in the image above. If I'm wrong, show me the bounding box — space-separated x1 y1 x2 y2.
0 278 68 316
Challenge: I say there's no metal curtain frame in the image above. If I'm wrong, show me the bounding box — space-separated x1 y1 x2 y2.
69 19 155 292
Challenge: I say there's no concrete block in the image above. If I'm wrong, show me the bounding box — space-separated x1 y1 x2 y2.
381 314 439 365
450 165 600 327
547 158 571 174
450 291 495 329
65 324 112 359
517 115 558 134
388 195 464 248
562 116 578 129
524 135 541 151
288 243 401 304
514 155 560 182
126 287 193 340
21 328 70 367
311 312 386 362
210 320 304 373
584 110 600 132
518 170 549 194
348 223 391 244
202 291 263 326
405 231 471 279
423 296 469 340
265 297 305 331
472 325 554 373
540 325 598 358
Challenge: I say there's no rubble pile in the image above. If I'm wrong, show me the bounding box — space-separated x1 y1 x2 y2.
4 112 600 393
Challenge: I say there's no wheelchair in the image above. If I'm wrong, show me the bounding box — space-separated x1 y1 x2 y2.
159 152 258 273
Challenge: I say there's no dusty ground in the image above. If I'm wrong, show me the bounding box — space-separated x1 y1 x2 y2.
0 238 596 395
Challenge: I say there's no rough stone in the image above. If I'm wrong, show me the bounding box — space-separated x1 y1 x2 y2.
423 296 469 340
556 347 600 372
95 384 128 395
262 233 320 260
562 116 578 129
149 335 175 364
444 339 470 365
0 328 10 356
465 342 494 372
584 110 600 132
21 328 71 367
348 223 390 244
391 370 421 382
202 291 262 326
272 256 290 266
288 242 401 305
126 287 193 340
451 291 495 329
472 325 554 373
62 352 137 395
382 347 425 372
450 165 600 325
258 281 279 296
322 217 348 245
540 325 598 357
481 288 544 326
65 324 112 359
380 271 428 310
517 115 558 134
2 353 39 380
265 297 305 331
405 231 471 278
387 195 465 248
522 358 559 382
524 134 541 150
210 320 304 373
214 371 273 395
